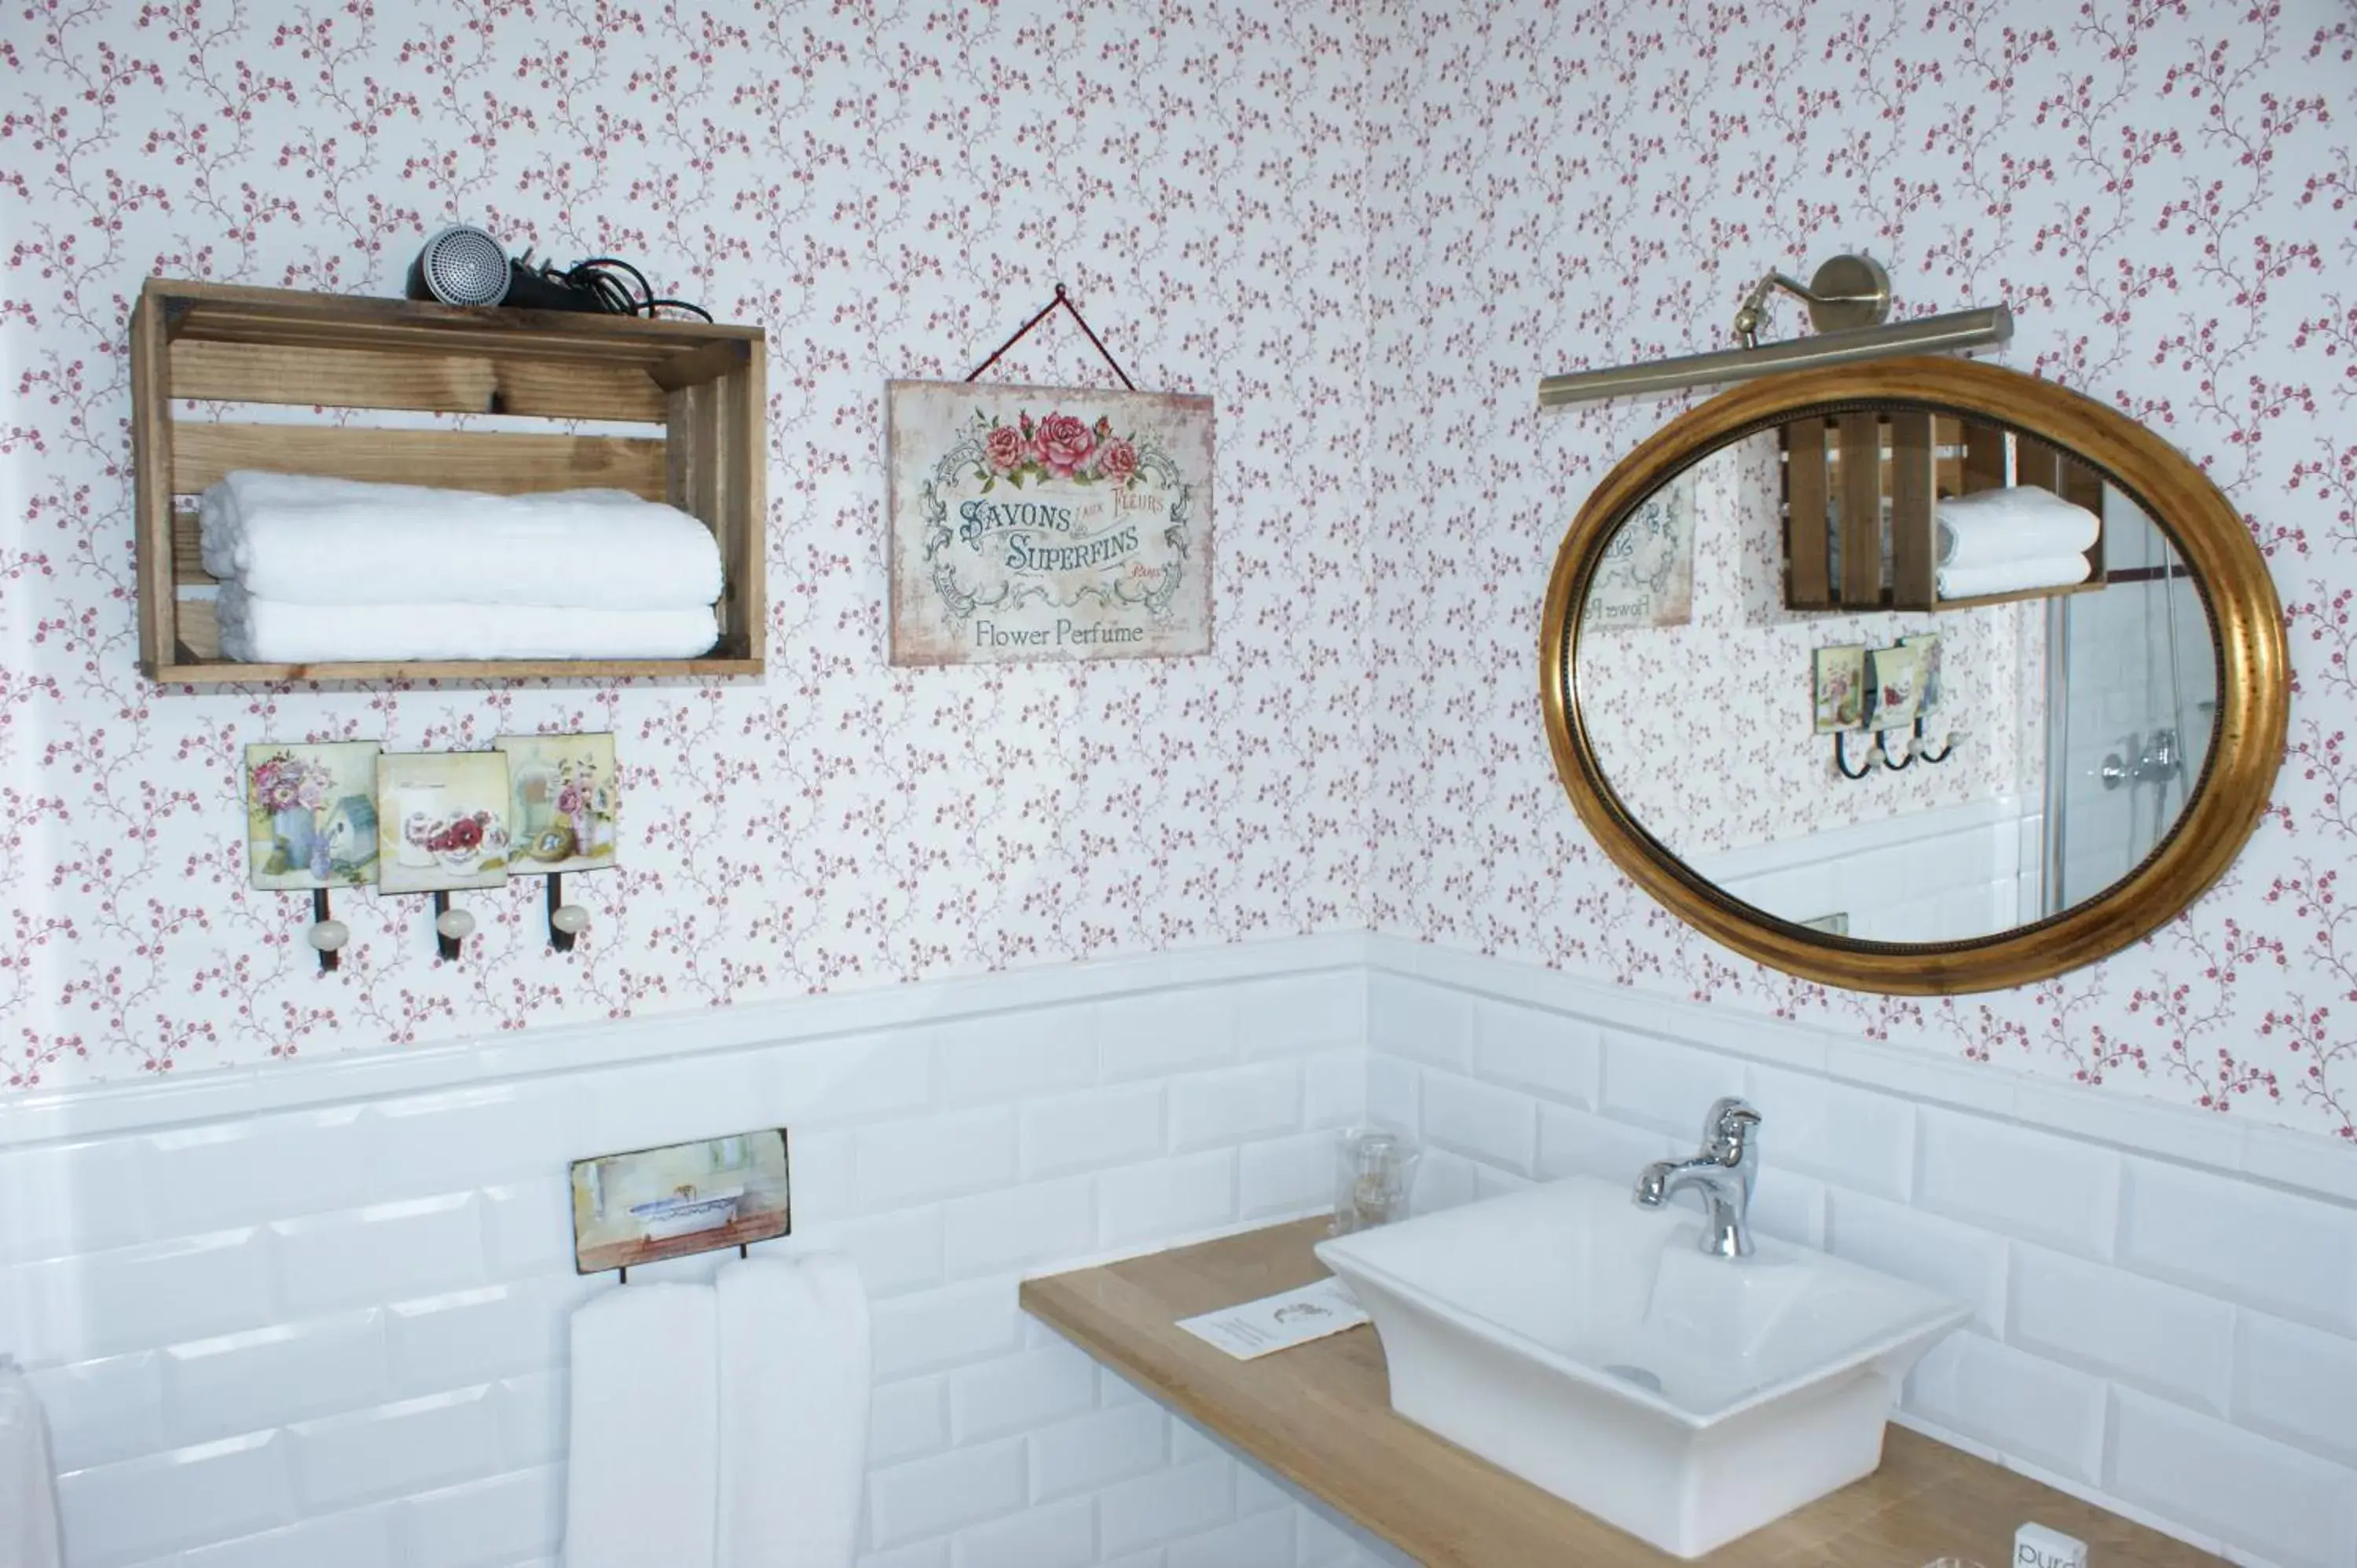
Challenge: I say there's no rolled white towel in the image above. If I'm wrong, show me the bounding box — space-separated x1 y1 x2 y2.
565 1283 720 1568
1936 485 2100 567
1937 553 2094 600
715 1255 871 1568
196 470 722 610
215 583 720 662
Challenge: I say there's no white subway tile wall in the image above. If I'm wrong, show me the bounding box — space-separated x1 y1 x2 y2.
7 940 2354 1568
0 960 1387 1568
1367 949 2357 1568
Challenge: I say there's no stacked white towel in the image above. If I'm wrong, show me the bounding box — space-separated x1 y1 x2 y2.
1 1359 65 1568
563 1254 871 1568
1935 485 2099 600
197 471 724 662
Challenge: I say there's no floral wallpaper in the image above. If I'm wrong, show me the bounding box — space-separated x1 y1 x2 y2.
1365 0 2357 1140
1578 434 2032 862
5 0 2355 1148
0 0 1372 1086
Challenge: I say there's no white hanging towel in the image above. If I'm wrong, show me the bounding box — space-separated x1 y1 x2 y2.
1937 553 2095 601
1935 485 2101 568
714 1255 871 1568
564 1284 720 1568
0 1360 65 1568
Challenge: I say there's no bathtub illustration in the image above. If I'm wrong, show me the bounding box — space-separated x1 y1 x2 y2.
629 1186 746 1240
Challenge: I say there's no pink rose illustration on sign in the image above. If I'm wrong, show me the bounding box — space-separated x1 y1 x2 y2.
1031 412 1096 478
963 406 1156 492
1096 437 1139 483
982 424 1028 473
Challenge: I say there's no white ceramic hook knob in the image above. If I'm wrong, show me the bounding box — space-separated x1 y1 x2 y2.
550 903 589 936
307 918 350 952
434 906 476 941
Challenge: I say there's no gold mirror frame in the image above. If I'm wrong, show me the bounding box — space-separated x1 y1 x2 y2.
1539 357 2288 995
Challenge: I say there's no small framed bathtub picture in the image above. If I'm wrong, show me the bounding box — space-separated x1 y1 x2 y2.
243 740 383 890
570 1130 793 1274
1868 643 1925 731
376 750 513 895
495 731 618 876
1812 645 1867 734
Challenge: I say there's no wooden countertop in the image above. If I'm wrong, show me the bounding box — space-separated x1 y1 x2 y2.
1020 1218 2221 1568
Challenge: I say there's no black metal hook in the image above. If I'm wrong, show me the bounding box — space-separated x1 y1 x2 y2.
1879 728 1915 771
309 888 343 973
1912 714 1956 763
432 892 473 961
1833 730 1878 779
548 874 577 953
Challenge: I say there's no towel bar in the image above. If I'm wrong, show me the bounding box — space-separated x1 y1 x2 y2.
618 1242 749 1284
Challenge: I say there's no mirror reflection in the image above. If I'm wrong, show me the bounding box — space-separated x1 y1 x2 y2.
1574 423 2216 946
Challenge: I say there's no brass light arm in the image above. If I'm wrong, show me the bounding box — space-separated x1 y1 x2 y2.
1730 255 1893 348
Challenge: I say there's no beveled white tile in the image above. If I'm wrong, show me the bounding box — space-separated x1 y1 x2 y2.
164 1310 387 1443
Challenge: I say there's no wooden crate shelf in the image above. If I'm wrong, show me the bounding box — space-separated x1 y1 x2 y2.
1780 412 2106 613
130 277 767 685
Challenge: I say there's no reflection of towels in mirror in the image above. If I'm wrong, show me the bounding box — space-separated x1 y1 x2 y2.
1937 553 2093 600
1937 486 2099 567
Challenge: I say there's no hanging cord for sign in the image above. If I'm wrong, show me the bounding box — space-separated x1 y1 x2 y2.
965 283 1136 390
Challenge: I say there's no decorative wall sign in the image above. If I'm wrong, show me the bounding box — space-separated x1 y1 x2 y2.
1867 643 1924 731
1582 473 1695 632
495 732 618 876
1812 646 1866 734
886 379 1215 665
1904 632 1945 715
570 1129 792 1274
376 751 513 894
243 741 383 891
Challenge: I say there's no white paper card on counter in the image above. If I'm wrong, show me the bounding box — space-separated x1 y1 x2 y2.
2014 1522 2088 1568
1175 1277 1369 1360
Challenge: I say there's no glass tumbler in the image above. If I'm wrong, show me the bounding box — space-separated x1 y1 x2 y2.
1332 1127 1422 1234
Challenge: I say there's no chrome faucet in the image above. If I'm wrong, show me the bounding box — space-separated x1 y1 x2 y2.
2101 727 2184 791
1632 1097 1762 1258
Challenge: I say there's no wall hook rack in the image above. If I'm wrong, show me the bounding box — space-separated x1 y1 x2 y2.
1835 716 1957 779
432 893 475 961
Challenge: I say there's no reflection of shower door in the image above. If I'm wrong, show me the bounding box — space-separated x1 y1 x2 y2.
2044 496 2216 917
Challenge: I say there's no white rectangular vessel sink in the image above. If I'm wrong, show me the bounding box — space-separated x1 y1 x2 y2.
1314 1175 1967 1558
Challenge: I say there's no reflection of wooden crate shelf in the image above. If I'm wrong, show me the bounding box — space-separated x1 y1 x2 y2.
1781 411 2106 612
1932 580 2106 612
130 278 767 685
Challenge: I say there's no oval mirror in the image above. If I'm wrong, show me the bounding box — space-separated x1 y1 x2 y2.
1540 357 2287 995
